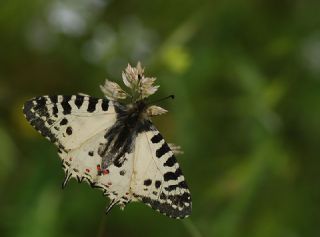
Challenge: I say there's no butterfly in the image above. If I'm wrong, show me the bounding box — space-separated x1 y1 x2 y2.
23 62 191 218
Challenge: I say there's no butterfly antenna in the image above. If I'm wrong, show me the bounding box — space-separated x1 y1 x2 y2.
149 94 175 104
105 199 119 215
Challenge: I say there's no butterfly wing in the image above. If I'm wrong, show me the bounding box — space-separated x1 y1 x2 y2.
23 95 116 151
60 132 134 208
130 126 192 218
23 95 134 205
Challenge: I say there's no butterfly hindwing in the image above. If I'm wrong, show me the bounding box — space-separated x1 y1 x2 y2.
131 127 192 218
60 134 134 207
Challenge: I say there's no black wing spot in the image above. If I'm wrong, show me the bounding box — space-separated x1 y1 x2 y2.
160 193 166 200
163 168 182 181
61 96 72 115
66 126 73 135
165 181 189 192
52 105 58 117
23 100 34 120
101 99 109 111
156 143 170 158
47 119 54 125
151 133 163 143
60 118 68 125
75 95 84 109
144 179 152 186
35 97 47 109
114 158 125 168
180 192 191 203
164 155 177 167
88 151 94 156
155 180 161 189
87 97 98 112
163 172 176 181
49 95 58 104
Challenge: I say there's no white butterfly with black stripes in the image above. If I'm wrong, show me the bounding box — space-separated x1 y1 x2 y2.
23 63 192 218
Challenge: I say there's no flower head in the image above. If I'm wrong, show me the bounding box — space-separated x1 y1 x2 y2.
139 77 159 99
122 62 159 99
100 80 127 100
101 62 159 102
122 62 144 89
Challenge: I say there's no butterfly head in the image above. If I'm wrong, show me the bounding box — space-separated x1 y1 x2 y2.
100 62 168 117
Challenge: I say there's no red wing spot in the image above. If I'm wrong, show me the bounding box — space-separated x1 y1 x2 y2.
69 157 73 161
107 182 112 186
103 169 109 175
85 168 90 173
97 165 101 171
125 192 129 195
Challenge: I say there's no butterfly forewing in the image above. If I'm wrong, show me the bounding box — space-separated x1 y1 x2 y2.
131 129 192 218
23 95 116 151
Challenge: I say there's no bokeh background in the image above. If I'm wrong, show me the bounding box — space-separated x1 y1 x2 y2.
1 0 320 236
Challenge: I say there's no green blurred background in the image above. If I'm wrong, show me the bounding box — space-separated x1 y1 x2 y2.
1 0 320 236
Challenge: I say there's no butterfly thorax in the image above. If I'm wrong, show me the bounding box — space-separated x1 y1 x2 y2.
123 100 148 126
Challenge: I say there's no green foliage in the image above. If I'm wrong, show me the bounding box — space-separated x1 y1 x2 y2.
1 0 320 236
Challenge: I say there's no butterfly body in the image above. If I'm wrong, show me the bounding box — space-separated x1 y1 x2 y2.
23 63 192 218
98 100 150 169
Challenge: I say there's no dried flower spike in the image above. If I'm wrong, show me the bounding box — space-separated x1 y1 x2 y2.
146 105 168 116
100 80 127 100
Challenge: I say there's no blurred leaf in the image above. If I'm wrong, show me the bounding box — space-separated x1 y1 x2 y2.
15 186 61 237
162 45 191 73
0 123 15 184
